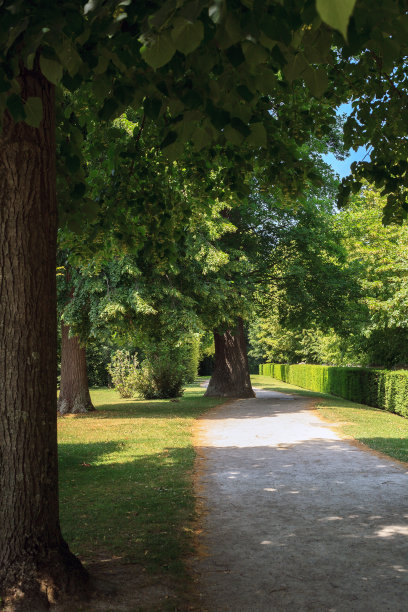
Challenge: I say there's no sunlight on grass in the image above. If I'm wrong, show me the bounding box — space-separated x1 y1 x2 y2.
252 374 408 464
58 379 221 587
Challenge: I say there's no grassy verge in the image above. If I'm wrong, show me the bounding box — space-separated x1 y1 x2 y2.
252 374 408 464
58 378 222 608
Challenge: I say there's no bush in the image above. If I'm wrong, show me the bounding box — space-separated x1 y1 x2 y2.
107 340 196 400
107 350 140 398
131 361 161 399
141 343 189 399
260 362 408 419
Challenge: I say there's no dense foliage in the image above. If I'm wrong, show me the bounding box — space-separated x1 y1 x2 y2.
250 184 408 369
108 337 199 399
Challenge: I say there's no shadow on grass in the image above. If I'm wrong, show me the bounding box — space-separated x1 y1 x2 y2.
70 393 224 420
59 441 198 576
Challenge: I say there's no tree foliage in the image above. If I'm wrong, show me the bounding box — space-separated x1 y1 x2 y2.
251 184 408 368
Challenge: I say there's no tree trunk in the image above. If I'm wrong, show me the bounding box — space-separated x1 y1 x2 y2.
205 318 255 398
58 324 95 415
0 66 88 609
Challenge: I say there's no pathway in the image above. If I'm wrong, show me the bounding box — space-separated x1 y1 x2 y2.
193 389 408 611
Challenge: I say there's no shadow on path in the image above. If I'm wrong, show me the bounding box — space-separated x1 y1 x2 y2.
193 390 408 612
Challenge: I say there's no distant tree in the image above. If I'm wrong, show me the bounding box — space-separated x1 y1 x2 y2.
337 185 408 367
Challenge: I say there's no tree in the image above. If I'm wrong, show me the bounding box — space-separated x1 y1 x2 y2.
205 317 255 397
250 185 408 369
56 263 96 414
336 185 408 366
2 0 408 607
0 65 89 610
58 323 95 414
245 178 359 362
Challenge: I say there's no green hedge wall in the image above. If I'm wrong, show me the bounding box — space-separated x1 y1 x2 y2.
259 363 408 419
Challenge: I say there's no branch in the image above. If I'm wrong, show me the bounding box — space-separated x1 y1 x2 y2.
370 51 404 99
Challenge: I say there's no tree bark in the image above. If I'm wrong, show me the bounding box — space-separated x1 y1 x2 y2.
205 318 255 398
58 323 95 415
0 66 88 609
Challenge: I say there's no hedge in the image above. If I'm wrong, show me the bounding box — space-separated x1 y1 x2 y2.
259 363 408 419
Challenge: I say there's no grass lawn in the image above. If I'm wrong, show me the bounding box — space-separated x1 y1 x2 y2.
252 374 408 464
58 378 223 609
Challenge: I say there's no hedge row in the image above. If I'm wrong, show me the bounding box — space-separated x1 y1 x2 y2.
259 363 408 419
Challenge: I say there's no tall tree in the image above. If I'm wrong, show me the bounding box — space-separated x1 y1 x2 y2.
0 64 89 610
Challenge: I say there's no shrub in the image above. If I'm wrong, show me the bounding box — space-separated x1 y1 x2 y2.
131 361 161 399
107 341 195 400
141 343 189 399
260 362 408 418
107 350 140 398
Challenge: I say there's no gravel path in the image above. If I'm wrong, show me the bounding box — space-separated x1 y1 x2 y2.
193 389 408 612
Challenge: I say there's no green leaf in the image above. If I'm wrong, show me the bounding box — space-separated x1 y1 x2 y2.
6 93 25 122
224 124 244 146
56 38 83 77
261 16 291 46
242 42 269 69
303 28 332 64
316 0 357 40
160 130 177 150
209 0 225 25
206 102 230 130
246 122 267 148
226 44 245 67
284 53 309 84
236 85 254 102
140 32 176 69
230 117 250 137
39 56 63 85
162 139 185 162
144 96 162 119
304 66 328 98
61 73 83 92
255 68 277 94
24 97 43 127
192 126 212 151
98 98 119 121
171 18 204 55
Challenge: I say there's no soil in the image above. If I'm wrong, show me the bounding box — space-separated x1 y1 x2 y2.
53 556 180 611
191 389 408 612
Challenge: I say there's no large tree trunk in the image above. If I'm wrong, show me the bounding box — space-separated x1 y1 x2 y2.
205 318 255 398
58 323 95 415
0 66 88 609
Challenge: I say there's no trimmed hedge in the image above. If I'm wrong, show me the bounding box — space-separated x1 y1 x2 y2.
259 363 408 419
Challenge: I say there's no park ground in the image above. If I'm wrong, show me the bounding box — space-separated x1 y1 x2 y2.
55 375 408 610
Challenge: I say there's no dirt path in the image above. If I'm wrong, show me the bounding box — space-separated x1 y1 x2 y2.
192 389 408 612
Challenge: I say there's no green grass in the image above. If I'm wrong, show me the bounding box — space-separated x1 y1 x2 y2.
252 374 408 464
58 379 222 594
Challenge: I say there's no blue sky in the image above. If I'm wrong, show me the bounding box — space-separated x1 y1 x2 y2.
321 103 370 179
322 146 369 178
